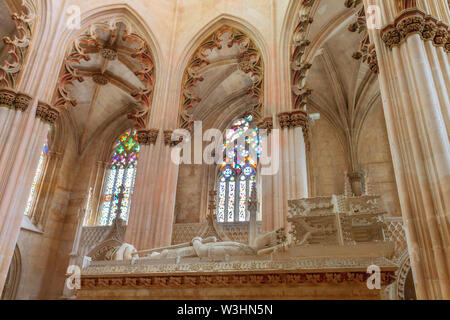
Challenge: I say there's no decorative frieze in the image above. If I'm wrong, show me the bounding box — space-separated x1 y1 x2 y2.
381 9 449 52
83 255 396 274
136 129 159 145
80 269 396 290
36 102 59 124
0 89 31 112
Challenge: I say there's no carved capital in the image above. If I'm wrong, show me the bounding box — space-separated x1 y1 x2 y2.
381 9 449 52
0 89 32 112
137 129 159 145
278 112 291 129
381 26 402 48
36 102 59 124
397 13 425 38
0 89 17 108
277 110 310 150
277 110 308 130
256 117 273 135
163 130 184 147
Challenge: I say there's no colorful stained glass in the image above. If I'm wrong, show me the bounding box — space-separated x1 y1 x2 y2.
24 142 49 216
227 179 235 222
216 114 260 222
239 177 247 221
99 129 140 226
217 179 226 222
221 114 260 174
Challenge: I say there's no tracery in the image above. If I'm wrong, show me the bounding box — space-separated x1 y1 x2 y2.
99 129 140 225
216 114 260 222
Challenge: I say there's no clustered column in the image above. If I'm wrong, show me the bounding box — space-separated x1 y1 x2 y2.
364 0 450 299
0 90 58 292
124 129 180 250
260 111 309 233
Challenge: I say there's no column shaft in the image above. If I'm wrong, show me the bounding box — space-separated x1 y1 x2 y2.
0 95 51 293
365 0 450 299
125 131 179 250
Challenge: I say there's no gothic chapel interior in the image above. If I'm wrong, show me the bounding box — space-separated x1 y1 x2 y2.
0 0 448 300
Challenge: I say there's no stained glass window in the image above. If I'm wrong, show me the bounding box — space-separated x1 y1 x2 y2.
24 143 49 216
216 114 260 222
99 129 140 226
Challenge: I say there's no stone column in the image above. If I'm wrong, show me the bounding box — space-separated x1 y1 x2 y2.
0 94 57 293
124 129 179 250
260 111 309 232
363 0 450 299
278 110 309 200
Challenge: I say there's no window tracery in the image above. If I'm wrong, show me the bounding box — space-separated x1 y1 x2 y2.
24 142 49 216
216 115 260 223
99 129 140 226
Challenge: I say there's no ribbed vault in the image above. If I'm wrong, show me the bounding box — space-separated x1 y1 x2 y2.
179 25 263 131
52 19 155 154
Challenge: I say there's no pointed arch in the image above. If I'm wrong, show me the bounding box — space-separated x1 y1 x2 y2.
36 4 162 111
175 15 268 130
1 245 21 300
